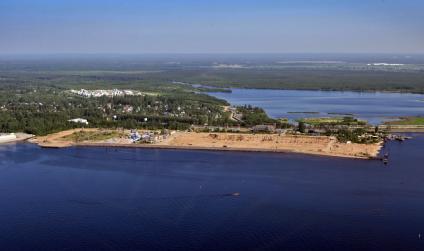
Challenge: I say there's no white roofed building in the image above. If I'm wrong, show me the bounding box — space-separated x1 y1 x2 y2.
68 118 89 125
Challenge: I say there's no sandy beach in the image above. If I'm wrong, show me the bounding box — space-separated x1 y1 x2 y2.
29 129 383 159
0 133 34 144
158 132 381 159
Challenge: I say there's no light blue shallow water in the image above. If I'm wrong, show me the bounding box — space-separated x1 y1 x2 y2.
208 89 424 124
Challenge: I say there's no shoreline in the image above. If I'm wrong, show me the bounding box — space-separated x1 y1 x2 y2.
205 86 424 95
72 142 382 160
0 133 34 145
30 129 383 160
378 125 424 133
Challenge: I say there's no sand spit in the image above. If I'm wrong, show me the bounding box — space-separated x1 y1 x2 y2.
30 129 382 159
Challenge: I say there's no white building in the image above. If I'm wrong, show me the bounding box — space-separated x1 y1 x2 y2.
68 118 89 125
70 89 143 98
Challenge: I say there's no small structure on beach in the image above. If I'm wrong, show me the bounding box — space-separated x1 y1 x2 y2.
129 130 141 143
251 125 276 133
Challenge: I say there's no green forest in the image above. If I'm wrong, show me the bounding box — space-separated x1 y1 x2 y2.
0 84 238 135
1 55 423 136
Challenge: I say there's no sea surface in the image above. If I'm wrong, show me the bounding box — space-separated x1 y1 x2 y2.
208 89 424 124
1 136 424 251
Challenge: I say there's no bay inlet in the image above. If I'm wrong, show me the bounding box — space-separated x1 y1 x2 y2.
208 89 424 125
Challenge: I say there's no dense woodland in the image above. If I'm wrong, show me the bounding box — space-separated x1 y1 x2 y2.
2 55 424 93
1 55 423 136
2 68 424 93
0 85 235 135
0 83 294 135
0 54 424 93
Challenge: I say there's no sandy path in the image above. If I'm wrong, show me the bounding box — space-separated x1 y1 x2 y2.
30 128 99 148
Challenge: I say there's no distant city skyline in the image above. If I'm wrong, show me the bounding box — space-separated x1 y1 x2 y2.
1 0 423 54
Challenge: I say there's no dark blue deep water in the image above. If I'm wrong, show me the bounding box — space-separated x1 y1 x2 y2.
1 135 424 251
209 89 424 124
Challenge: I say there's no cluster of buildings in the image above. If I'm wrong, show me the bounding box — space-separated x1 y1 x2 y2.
70 89 143 98
367 63 405 66
129 130 172 144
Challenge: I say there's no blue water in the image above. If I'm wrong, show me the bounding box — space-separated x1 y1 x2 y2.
208 89 424 124
1 137 424 250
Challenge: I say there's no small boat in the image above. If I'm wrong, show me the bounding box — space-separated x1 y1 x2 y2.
223 192 241 197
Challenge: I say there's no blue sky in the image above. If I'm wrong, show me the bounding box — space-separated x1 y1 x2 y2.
0 0 423 54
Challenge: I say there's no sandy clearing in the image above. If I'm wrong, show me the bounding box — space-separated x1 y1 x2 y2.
30 130 382 159
160 132 381 159
29 128 100 148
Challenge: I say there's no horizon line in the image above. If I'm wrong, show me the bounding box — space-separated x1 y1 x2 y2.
1 52 424 56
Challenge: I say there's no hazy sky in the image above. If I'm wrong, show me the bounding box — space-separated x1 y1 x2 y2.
1 0 423 54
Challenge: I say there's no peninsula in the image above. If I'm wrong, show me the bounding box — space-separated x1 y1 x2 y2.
30 129 383 159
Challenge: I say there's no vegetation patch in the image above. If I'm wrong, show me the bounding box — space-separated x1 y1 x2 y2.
333 128 380 144
385 117 424 125
0 85 232 135
62 130 124 142
298 117 367 126
235 105 291 128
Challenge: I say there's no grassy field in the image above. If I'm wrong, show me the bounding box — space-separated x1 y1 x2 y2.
386 117 424 125
298 117 367 126
62 131 125 142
